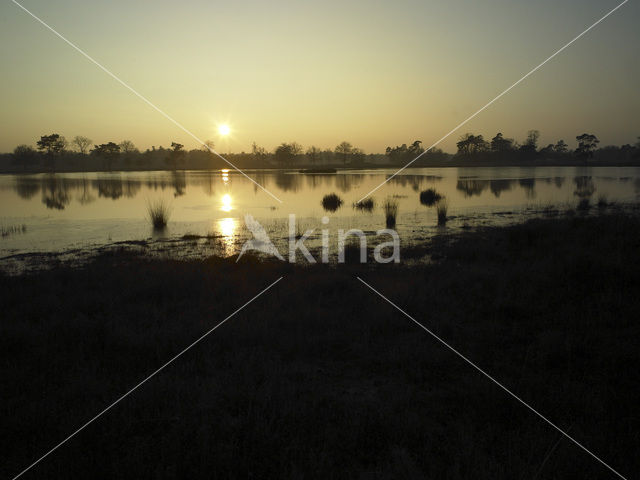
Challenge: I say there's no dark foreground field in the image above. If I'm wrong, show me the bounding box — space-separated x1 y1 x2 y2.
2 214 640 479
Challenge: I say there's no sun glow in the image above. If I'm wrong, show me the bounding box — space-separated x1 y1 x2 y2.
218 124 231 136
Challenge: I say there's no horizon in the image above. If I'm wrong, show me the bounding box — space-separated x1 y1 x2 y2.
1 0 639 155
2 128 639 156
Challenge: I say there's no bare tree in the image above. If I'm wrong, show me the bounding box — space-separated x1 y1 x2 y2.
119 140 137 154
72 136 92 155
335 141 353 165
306 146 321 164
201 140 215 153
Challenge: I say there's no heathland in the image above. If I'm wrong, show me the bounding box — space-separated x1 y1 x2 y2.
1 213 639 479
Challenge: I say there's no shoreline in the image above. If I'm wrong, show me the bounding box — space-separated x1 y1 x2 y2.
2 203 639 274
1 159 640 176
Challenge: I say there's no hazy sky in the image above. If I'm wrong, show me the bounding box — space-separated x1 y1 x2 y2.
1 0 638 153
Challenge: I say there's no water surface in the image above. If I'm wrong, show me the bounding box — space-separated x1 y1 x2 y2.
1 166 639 261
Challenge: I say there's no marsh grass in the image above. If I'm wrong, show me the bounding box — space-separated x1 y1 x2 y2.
436 199 449 225
419 188 442 206
353 198 375 212
382 198 398 228
147 199 171 229
321 193 343 212
577 197 591 211
597 194 608 208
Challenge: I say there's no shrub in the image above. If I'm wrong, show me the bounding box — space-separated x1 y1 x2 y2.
419 188 442 206
353 198 375 212
321 193 343 212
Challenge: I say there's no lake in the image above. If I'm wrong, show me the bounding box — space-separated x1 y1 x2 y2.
1 166 639 264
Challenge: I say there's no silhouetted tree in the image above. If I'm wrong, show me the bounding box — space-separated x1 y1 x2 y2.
306 146 321 164
119 140 138 166
71 135 92 155
202 140 215 152
456 134 488 155
335 141 353 165
519 130 539 156
251 142 268 164
275 143 296 166
386 140 423 163
351 147 365 166
538 144 555 157
167 142 185 169
575 133 599 161
526 130 540 149
119 140 136 155
37 134 66 170
92 142 120 170
12 145 39 171
408 140 424 158
290 142 303 157
490 133 513 153
554 140 569 154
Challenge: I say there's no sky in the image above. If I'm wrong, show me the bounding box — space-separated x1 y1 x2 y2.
0 0 638 154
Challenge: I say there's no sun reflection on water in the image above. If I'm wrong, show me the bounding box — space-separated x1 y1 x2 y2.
217 217 237 256
221 193 232 212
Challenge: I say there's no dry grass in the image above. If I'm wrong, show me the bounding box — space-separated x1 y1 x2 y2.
147 199 171 229
1 224 26 238
382 198 398 228
353 198 375 212
436 198 448 225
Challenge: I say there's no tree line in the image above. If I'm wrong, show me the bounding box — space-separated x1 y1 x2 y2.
5 131 640 172
453 130 639 162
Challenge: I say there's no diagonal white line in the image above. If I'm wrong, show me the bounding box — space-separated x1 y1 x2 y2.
11 0 283 204
356 276 628 480
356 0 629 203
11 276 284 480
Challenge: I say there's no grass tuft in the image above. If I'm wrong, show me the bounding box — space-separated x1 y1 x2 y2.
147 199 171 229
321 193 343 212
419 188 442 206
577 197 590 211
597 195 608 208
436 199 449 225
382 198 398 228
353 198 375 212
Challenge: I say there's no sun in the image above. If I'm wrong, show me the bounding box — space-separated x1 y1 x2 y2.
218 124 231 136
